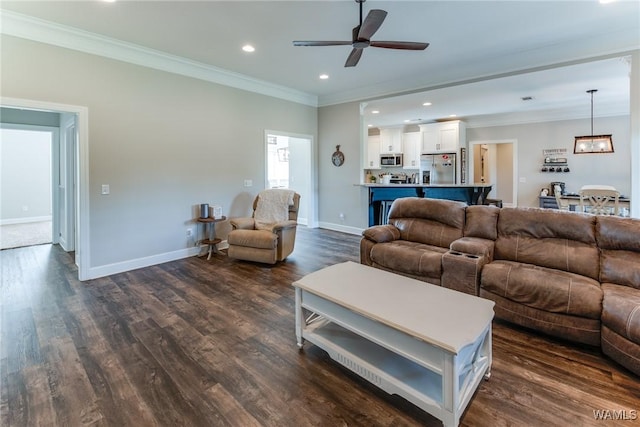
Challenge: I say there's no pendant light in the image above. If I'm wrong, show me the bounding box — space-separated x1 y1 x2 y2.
574 89 614 154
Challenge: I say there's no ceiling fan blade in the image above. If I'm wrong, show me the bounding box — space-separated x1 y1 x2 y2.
345 48 363 67
358 9 387 41
293 41 352 47
370 41 429 50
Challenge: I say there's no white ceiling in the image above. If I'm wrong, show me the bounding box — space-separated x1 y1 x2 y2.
1 1 638 127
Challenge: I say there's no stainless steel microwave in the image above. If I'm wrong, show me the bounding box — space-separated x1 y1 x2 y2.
380 153 403 167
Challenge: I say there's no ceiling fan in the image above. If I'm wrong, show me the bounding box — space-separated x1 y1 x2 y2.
293 0 429 67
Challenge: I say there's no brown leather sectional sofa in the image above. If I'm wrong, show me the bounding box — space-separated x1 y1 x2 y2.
360 197 640 376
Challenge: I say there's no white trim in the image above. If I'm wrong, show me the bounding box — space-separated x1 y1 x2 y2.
318 222 363 236
86 247 201 280
1 97 90 281
0 216 52 226
1 10 317 108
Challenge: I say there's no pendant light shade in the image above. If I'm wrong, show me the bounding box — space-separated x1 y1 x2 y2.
574 89 614 154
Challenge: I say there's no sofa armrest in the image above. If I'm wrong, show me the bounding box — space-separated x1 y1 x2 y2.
450 237 495 261
270 220 298 232
441 250 490 296
362 225 401 243
230 217 255 230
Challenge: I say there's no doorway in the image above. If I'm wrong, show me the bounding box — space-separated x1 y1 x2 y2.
265 130 316 227
469 139 518 206
2 97 89 280
0 126 55 249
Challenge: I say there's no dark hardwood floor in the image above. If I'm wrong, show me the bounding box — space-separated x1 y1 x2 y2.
1 227 639 426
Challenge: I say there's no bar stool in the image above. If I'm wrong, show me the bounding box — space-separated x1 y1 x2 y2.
379 200 393 225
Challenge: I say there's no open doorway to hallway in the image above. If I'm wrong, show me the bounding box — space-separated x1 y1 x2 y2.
469 139 518 207
265 131 316 227
1 98 88 280
0 127 54 250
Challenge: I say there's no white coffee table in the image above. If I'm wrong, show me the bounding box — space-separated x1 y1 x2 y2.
293 261 495 427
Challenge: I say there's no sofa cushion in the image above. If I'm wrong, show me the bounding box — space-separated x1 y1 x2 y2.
227 229 277 249
481 260 602 319
369 240 446 280
388 198 466 248
494 208 599 280
464 205 499 240
601 283 640 344
597 216 640 290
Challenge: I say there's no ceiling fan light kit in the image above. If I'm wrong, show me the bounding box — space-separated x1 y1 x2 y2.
293 0 429 67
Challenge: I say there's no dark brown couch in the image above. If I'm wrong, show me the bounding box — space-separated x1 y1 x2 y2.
360 198 640 376
360 197 467 285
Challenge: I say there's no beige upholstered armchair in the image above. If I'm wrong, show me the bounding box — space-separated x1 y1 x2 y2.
227 189 300 264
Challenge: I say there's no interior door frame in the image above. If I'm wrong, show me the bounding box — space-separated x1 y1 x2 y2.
469 139 518 206
2 97 90 280
264 129 318 228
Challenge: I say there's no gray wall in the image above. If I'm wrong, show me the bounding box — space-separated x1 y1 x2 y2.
1 35 317 268
1 107 60 127
318 101 368 232
468 115 631 207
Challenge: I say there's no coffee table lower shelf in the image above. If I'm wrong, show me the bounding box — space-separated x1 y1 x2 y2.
305 320 445 412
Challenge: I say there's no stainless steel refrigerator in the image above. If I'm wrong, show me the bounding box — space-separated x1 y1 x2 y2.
420 153 456 184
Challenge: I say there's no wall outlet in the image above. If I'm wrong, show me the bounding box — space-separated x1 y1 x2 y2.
186 228 193 237
22 205 29 212
339 212 345 220
101 184 110 195
244 179 253 187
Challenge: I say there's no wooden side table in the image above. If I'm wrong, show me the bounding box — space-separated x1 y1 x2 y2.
197 216 226 260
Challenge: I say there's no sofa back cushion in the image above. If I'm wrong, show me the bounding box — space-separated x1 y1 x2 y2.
388 197 466 248
597 216 640 289
494 207 599 280
464 205 500 240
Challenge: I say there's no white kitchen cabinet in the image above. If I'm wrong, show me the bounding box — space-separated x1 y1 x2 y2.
402 132 421 169
420 124 439 153
420 121 466 154
379 128 403 154
367 135 381 169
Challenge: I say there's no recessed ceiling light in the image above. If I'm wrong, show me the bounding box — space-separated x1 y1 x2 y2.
242 45 255 53
368 124 373 127
404 119 410 123
449 114 457 117
372 110 380 114
422 102 432 106
319 74 329 80
102 0 116 2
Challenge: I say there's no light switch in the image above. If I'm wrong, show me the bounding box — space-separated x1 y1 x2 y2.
101 184 110 195
244 179 253 187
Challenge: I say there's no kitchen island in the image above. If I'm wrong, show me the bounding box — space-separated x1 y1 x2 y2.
360 183 493 226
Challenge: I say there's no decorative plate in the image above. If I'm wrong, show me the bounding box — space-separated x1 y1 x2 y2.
332 145 344 167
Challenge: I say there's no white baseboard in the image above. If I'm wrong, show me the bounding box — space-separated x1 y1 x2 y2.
86 246 201 280
84 241 231 280
318 222 364 236
0 215 52 225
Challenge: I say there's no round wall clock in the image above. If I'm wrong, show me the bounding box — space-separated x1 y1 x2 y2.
332 145 345 167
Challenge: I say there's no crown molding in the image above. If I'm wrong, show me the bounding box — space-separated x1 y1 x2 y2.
0 10 318 107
